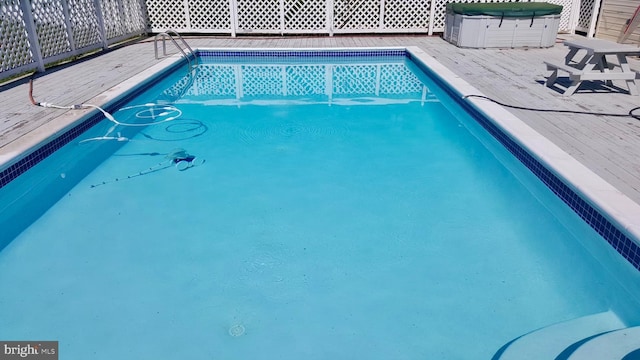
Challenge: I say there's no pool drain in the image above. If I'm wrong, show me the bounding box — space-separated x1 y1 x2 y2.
229 324 245 337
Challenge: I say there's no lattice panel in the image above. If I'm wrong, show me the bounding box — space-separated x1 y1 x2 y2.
384 0 430 29
432 0 471 31
68 0 102 49
545 0 574 32
1 0 146 80
284 0 326 30
241 66 285 96
146 0 187 29
100 0 124 39
333 0 380 30
379 64 423 94
1 0 34 71
188 0 231 29
577 0 595 30
140 0 589 35
121 0 147 33
31 0 71 58
332 64 377 95
286 65 325 95
237 0 280 30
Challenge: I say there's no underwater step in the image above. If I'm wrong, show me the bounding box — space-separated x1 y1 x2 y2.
566 326 640 360
494 311 625 360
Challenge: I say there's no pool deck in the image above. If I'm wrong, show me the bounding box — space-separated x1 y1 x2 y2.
1 34 640 209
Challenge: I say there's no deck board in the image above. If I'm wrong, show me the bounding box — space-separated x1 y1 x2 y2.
1 34 640 205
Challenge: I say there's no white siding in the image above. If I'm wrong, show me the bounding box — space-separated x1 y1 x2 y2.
595 0 640 44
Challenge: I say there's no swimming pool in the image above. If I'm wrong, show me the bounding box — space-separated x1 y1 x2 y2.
1 47 640 359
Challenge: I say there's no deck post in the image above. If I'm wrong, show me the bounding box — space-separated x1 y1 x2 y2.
20 0 45 72
93 0 109 49
327 0 334 36
230 0 238 37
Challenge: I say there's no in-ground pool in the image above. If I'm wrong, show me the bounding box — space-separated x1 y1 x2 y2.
1 48 640 359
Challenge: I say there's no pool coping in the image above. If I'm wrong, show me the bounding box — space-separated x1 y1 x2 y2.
2 46 640 266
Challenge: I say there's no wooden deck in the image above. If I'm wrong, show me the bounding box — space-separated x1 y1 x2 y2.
2 34 640 205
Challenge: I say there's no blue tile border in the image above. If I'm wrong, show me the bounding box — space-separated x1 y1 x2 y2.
2 48 639 274
197 49 407 58
0 112 103 188
196 49 408 65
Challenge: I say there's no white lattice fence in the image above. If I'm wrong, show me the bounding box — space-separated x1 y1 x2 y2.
545 0 579 33
333 0 381 31
430 0 468 32
32 0 72 58
188 0 232 31
145 0 591 35
237 0 281 32
101 0 124 38
1 0 34 73
576 0 600 36
68 0 102 49
0 0 146 81
284 0 327 31
146 0 187 30
383 0 431 31
577 0 594 30
120 0 148 34
1 0 603 82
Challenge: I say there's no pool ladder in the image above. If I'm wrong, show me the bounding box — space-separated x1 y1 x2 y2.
154 30 198 68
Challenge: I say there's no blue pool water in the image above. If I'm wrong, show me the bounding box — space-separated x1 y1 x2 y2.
1 51 639 359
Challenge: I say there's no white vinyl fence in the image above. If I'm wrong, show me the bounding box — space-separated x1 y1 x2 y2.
1 0 146 80
146 0 593 36
1 0 600 82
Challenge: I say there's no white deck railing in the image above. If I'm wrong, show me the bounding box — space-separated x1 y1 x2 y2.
1 0 147 80
1 0 599 82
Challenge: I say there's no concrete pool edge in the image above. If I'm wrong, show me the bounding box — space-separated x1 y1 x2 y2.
1 45 640 262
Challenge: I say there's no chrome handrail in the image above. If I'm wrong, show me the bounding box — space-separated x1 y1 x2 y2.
154 30 198 68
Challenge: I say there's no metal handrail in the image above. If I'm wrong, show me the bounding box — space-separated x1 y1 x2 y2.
154 30 198 68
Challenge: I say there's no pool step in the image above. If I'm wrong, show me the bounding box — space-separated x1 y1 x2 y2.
566 326 640 360
494 311 626 360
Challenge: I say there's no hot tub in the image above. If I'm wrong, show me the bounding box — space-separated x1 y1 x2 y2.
443 2 563 48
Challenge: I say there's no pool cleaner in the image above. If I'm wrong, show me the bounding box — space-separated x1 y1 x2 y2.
166 148 205 170
89 148 204 188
